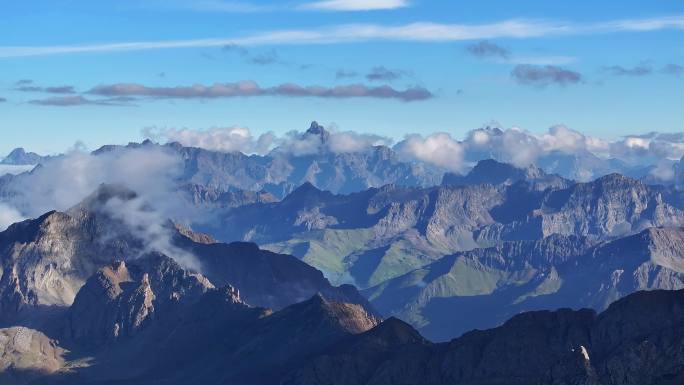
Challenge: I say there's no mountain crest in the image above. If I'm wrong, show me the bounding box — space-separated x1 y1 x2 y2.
306 121 330 142
1 147 48 165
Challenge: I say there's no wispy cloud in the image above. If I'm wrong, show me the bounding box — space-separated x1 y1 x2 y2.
335 69 358 79
28 95 136 107
465 40 575 65
15 84 77 94
602 64 652 76
466 41 510 58
88 81 433 102
300 0 410 11
661 63 684 76
1 16 684 58
511 64 583 87
139 0 274 13
365 66 407 82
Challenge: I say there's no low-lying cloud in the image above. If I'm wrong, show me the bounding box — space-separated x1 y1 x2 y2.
140 121 684 180
143 123 392 156
395 133 465 172
0 203 25 231
0 146 202 269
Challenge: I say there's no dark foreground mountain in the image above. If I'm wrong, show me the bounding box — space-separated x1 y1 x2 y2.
2 265 683 385
0 253 381 385
285 288 684 385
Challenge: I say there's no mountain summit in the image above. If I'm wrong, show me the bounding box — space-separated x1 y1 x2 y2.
0 147 50 165
305 121 330 142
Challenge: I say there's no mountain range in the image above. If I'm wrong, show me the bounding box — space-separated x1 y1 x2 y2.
2 126 684 383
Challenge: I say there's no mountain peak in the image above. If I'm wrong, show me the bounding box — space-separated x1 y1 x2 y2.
306 121 330 142
366 317 426 345
68 183 138 214
442 159 553 187
1 147 47 165
282 182 332 205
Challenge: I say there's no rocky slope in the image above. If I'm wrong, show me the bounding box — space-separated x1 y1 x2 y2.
5 254 380 385
0 184 375 328
204 168 684 289
366 227 684 340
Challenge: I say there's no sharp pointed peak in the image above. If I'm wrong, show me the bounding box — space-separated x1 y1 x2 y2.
305 121 330 141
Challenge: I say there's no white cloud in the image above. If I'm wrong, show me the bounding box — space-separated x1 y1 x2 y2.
0 165 36 175
327 131 392 153
301 0 409 11
143 126 271 154
2 147 204 269
1 16 683 58
145 124 392 156
395 133 465 172
0 203 25 231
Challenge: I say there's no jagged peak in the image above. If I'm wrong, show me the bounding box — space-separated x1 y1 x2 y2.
592 172 640 186
305 121 330 142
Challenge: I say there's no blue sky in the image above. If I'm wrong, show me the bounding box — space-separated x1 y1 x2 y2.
1 0 683 155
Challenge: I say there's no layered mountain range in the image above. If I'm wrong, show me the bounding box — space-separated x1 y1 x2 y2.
2 125 684 383
188 160 684 339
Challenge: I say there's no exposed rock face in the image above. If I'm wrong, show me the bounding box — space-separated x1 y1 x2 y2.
67 253 213 346
205 170 684 291
367 227 684 341
181 183 278 209
17 253 380 385
0 184 377 327
0 327 65 385
0 208 142 321
283 289 684 385
537 173 684 239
